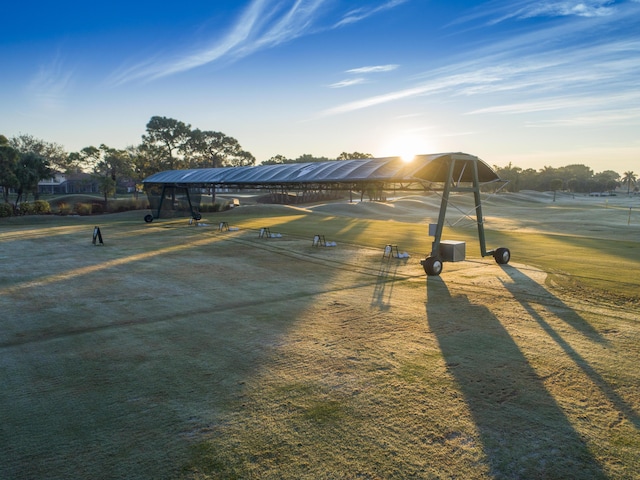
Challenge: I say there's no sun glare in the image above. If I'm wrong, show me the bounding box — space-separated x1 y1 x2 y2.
400 151 417 163
380 134 432 163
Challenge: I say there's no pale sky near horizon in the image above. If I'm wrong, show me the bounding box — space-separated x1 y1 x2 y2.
2 0 639 173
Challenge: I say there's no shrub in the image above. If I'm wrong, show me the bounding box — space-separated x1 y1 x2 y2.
199 201 233 213
57 202 72 215
106 198 149 213
15 201 51 215
0 203 13 217
18 202 35 215
74 203 93 215
91 203 104 214
33 200 51 214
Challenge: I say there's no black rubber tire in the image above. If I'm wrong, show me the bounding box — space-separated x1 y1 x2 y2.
421 256 443 276
144 214 154 223
494 247 511 265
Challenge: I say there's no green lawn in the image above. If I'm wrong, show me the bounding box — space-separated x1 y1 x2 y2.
1 198 638 479
214 202 640 303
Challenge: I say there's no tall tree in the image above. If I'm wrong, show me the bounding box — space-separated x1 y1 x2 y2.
14 151 51 203
91 145 134 201
126 145 150 198
133 142 168 179
141 116 192 170
0 135 19 203
622 171 637 194
550 178 563 202
558 164 593 193
186 129 255 168
592 170 620 193
66 151 85 173
9 133 69 172
337 152 373 160
294 153 332 163
261 154 291 165
79 146 102 172
492 162 522 192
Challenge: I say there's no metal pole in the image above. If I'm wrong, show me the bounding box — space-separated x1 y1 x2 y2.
157 185 168 219
472 159 490 257
184 187 196 218
430 158 456 257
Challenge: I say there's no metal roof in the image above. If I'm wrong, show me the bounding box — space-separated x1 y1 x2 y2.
142 152 499 186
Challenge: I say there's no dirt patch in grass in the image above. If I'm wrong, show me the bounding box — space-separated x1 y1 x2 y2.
1 194 638 479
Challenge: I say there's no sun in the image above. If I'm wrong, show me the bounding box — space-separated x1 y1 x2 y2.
379 133 433 163
399 149 418 163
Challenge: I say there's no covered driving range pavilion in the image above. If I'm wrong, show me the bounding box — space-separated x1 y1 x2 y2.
142 152 510 275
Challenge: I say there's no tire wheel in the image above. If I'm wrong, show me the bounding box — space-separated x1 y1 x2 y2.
144 214 154 223
421 256 443 276
493 247 511 265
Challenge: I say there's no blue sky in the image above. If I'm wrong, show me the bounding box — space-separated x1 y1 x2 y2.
2 0 639 173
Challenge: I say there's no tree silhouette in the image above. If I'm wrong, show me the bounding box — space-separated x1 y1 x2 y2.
622 171 637 195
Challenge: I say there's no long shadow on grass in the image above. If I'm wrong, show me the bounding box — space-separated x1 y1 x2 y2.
426 276 607 479
499 265 607 344
501 265 640 429
371 257 408 310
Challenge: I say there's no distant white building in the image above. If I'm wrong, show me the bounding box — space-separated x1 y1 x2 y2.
38 172 99 194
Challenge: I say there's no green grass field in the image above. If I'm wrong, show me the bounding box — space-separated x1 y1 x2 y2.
1 193 638 479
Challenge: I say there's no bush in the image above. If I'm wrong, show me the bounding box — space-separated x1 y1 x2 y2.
33 200 51 214
91 203 104 214
0 203 13 217
105 198 149 213
57 202 73 215
18 202 35 215
199 201 233 213
13 200 51 216
74 203 93 215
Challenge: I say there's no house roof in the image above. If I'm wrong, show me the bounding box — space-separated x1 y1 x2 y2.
142 152 500 187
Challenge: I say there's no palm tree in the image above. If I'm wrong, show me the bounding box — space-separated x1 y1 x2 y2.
622 171 637 195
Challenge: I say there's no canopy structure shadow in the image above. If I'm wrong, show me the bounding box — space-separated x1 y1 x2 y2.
142 152 510 275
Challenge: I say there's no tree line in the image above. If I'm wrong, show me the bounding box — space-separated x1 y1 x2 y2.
1 115 638 207
0 116 374 205
493 163 637 195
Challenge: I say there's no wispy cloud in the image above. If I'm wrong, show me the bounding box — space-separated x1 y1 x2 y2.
514 0 616 19
322 83 441 115
466 91 640 115
334 0 410 28
346 65 399 74
322 63 553 114
329 78 366 88
453 0 617 27
26 54 73 111
321 2 640 123
109 0 408 86
329 64 399 88
525 107 640 127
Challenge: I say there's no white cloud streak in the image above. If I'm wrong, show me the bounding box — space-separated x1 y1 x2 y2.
517 1 616 18
453 0 617 27
109 0 407 86
321 2 640 123
329 64 399 88
329 78 366 88
525 107 640 127
334 0 410 28
346 65 399 74
26 54 73 111
466 91 640 115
